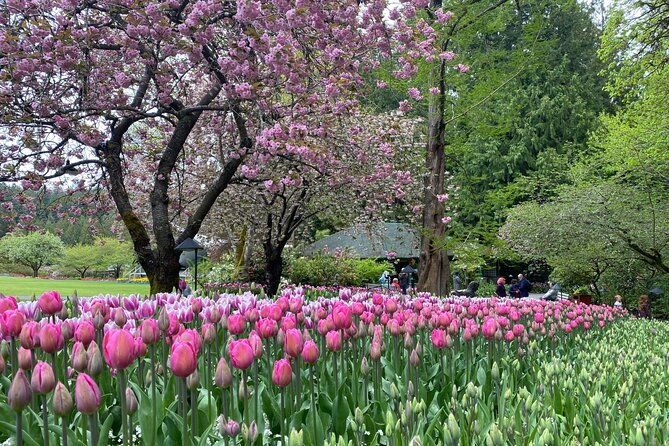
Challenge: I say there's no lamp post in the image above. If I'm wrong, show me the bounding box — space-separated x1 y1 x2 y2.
175 238 204 292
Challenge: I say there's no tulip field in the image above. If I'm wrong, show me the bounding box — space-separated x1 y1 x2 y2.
0 288 667 445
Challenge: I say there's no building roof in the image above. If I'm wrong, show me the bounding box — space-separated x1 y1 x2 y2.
304 222 420 258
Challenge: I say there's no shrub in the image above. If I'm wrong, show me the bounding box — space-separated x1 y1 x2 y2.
352 258 394 285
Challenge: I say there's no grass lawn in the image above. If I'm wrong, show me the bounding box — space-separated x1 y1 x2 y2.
0 275 150 298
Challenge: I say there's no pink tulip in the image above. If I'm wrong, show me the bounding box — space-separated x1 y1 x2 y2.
504 331 515 342
140 319 160 345
170 341 197 377
256 318 278 339
272 359 293 387
482 317 497 340
18 347 32 370
1 310 24 337
52 382 73 417
202 323 217 345
19 321 40 349
178 328 202 354
249 331 263 359
31 361 56 394
534 313 544 324
40 323 64 354
284 328 303 357
38 290 63 315
332 304 353 330
102 329 136 370
325 331 342 352
72 341 88 372
75 373 101 414
0 296 18 312
134 338 147 357
229 339 254 370
8 369 31 412
75 321 95 347
302 340 319 364
215 357 233 388
431 329 447 349
228 314 245 335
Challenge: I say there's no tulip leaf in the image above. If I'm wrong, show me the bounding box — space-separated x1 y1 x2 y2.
97 413 114 446
0 420 40 446
477 365 487 387
261 387 281 431
196 421 216 446
306 406 325 446
332 392 349 435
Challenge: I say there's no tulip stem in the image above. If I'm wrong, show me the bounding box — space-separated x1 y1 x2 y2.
253 359 259 424
181 378 189 446
310 365 316 432
88 413 99 446
42 395 49 446
242 369 248 427
280 387 285 442
119 369 128 446
333 350 338 392
61 416 68 446
295 357 301 410
207 345 212 421
190 386 197 437
16 411 22 446
151 344 157 442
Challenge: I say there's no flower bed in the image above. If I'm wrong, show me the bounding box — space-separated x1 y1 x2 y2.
1 288 660 446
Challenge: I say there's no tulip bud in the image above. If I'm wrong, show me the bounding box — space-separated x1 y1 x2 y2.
360 357 371 376
491 362 500 382
75 373 101 414
158 307 170 332
87 342 104 377
215 357 232 388
8 370 31 412
203 323 217 345
355 407 365 426
31 361 56 394
52 382 73 417
92 312 105 331
289 428 304 446
187 370 200 390
18 347 32 370
390 383 399 400
245 421 258 443
238 378 250 401
125 388 138 415
224 419 240 437
410 349 420 366
272 359 292 387
408 381 414 397
209 307 221 324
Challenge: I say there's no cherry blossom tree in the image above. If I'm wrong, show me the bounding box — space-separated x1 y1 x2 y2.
0 0 407 293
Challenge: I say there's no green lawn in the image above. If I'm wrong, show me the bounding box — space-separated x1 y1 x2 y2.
0 276 150 298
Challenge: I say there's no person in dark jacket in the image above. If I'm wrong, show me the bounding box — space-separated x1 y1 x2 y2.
508 279 520 299
517 274 531 298
495 277 507 297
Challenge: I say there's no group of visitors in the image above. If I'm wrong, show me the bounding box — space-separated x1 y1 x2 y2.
379 268 415 295
495 274 532 298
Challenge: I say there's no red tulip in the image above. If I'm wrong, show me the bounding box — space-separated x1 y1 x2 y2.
301 340 319 364
228 314 245 335
102 329 135 370
332 304 352 330
31 361 56 394
38 290 63 315
229 339 254 370
75 321 95 347
272 359 292 387
40 323 63 354
140 319 160 345
8 369 31 412
75 373 101 414
284 328 303 357
325 331 341 352
170 341 197 377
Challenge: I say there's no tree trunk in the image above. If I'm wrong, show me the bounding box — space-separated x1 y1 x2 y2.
418 41 451 296
264 251 283 297
32 266 39 278
143 250 182 295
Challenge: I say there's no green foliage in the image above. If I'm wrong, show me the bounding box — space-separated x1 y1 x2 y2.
0 231 65 277
97 238 136 278
352 258 394 285
286 253 393 286
59 244 106 278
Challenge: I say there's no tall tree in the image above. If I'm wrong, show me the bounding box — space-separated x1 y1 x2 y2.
0 232 65 277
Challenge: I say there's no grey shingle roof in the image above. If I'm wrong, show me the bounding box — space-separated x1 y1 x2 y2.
304 222 420 258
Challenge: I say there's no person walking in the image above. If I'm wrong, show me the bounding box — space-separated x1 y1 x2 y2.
517 274 531 298
453 272 462 293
